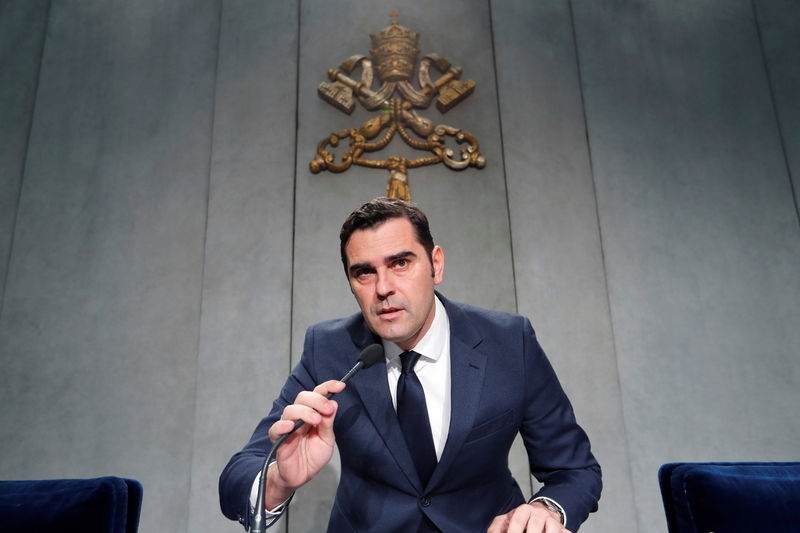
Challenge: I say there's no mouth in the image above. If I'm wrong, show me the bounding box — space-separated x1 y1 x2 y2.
376 307 403 319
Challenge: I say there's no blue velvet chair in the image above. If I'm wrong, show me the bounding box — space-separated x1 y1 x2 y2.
659 462 800 533
0 476 142 532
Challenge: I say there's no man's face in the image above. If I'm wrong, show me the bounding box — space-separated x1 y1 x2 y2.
345 217 444 351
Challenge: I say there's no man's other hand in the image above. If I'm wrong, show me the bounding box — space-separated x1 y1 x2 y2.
263 380 345 509
487 501 571 533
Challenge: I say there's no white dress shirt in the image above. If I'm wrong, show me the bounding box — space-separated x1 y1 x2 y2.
382 295 451 460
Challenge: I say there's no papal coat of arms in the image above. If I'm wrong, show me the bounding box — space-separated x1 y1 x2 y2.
309 13 485 201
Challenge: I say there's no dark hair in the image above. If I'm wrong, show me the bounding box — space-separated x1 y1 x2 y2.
339 197 435 273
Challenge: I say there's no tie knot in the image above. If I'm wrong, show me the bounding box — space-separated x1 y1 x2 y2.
400 351 421 375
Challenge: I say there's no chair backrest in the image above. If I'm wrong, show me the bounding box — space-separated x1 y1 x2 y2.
659 462 800 533
0 476 142 533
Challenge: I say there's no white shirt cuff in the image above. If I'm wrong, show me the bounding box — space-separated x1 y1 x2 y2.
529 496 567 528
249 469 292 516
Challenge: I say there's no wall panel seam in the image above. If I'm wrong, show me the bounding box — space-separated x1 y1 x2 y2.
285 2 303 531
488 0 529 498
289 0 302 376
487 0 519 316
567 1 639 528
186 1 224 530
0 0 52 323
751 0 800 227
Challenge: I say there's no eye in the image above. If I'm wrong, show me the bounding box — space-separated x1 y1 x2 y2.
353 268 375 281
393 258 409 269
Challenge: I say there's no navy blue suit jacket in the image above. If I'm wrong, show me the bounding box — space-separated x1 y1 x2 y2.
220 295 601 532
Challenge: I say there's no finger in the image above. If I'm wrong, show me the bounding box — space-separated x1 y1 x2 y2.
541 516 564 533
486 512 510 533
292 389 338 416
281 402 326 425
525 509 563 533
313 379 346 398
507 506 538 533
268 418 305 442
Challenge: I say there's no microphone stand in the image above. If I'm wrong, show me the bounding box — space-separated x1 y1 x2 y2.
250 348 382 532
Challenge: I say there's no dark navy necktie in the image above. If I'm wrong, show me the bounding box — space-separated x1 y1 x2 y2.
397 351 438 486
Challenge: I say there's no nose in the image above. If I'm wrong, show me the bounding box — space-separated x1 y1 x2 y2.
375 269 394 300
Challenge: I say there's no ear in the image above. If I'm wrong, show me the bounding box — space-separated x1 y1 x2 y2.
431 246 444 285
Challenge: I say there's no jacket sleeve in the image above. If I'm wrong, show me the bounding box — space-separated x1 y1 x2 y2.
518 318 602 531
218 327 320 529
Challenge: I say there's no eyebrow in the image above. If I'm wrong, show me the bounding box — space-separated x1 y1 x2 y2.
348 250 417 276
385 250 416 263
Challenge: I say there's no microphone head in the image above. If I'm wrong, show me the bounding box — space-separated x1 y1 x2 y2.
358 344 384 369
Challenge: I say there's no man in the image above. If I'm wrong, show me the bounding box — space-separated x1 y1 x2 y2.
220 197 601 532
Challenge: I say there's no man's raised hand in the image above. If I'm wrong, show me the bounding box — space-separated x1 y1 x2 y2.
263 380 345 510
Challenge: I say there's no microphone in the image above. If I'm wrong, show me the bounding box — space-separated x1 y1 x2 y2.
250 344 384 533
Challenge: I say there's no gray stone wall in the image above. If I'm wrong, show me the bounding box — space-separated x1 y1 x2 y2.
1 1 797 532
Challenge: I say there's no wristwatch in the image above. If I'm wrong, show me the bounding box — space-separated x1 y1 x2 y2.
530 496 566 525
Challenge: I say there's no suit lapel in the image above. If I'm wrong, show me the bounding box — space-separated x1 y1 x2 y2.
427 296 487 490
345 318 423 491
341 296 488 493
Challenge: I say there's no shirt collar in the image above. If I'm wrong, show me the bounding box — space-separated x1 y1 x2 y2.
383 295 449 364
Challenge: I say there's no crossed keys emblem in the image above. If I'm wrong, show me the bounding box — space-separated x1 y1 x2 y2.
309 13 485 201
